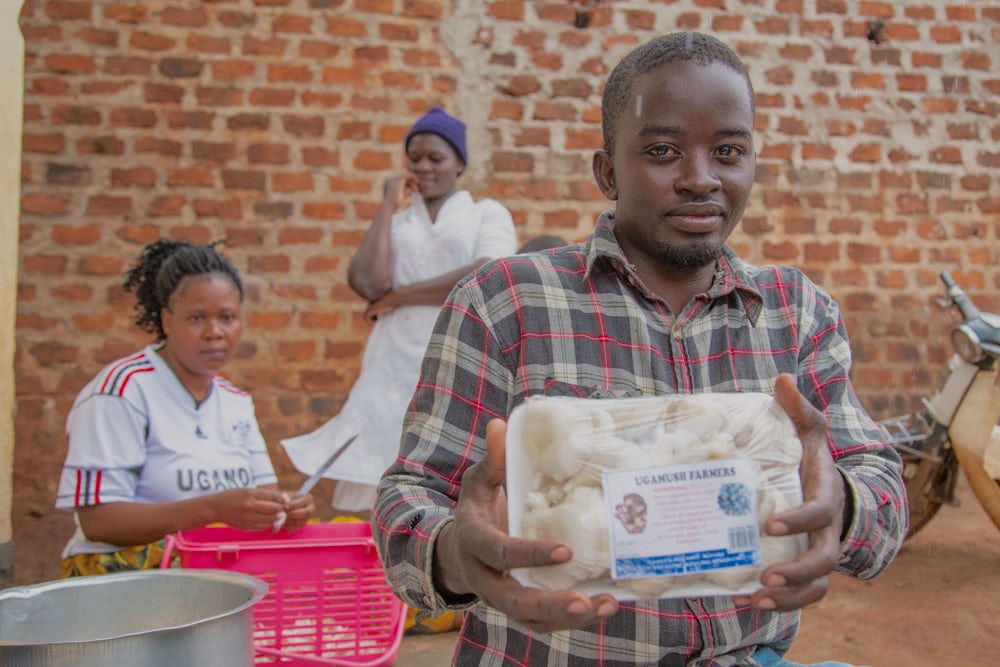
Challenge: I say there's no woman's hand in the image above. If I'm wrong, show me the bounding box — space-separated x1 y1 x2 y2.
363 292 398 322
278 492 315 532
208 487 286 531
384 172 419 213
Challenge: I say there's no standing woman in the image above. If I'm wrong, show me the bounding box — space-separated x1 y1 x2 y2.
282 107 517 514
57 239 314 577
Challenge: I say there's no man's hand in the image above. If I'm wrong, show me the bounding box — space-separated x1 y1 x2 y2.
433 418 619 633
734 373 845 611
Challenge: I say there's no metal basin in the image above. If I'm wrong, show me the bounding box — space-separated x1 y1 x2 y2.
0 569 267 667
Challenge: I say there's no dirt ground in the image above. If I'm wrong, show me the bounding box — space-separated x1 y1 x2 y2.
395 474 1000 666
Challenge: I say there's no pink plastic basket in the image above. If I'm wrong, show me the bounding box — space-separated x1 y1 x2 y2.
163 522 405 667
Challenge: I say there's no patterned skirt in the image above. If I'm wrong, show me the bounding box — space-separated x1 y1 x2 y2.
61 540 177 578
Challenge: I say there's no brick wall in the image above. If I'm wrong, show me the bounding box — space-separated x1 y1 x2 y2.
14 0 999 584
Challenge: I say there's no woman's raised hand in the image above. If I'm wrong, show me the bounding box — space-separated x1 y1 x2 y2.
384 172 419 213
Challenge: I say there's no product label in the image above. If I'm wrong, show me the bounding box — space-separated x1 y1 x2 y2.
603 457 761 579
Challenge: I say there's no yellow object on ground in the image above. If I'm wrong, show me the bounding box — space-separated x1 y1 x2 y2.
61 540 175 577
404 606 465 634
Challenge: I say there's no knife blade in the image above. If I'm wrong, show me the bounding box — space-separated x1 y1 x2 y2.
297 433 358 496
272 434 358 532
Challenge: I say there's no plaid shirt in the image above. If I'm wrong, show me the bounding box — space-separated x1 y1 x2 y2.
373 212 907 666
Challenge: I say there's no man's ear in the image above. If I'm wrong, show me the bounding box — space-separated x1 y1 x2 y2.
592 150 618 201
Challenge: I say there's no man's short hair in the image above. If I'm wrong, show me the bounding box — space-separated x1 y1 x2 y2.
601 32 754 154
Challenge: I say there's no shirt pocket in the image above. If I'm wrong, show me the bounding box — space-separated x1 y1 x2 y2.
538 379 645 400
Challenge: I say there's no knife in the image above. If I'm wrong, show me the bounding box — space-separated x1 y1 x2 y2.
297 433 358 496
272 434 358 532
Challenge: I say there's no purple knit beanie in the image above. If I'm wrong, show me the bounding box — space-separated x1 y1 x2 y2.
404 106 468 165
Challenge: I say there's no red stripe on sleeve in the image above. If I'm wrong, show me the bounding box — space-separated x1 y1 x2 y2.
94 470 102 504
74 469 82 506
118 367 154 396
98 351 145 394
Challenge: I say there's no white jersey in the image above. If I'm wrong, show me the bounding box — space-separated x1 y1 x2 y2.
56 345 277 555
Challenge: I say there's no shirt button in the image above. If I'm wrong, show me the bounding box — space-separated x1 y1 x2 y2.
672 328 682 340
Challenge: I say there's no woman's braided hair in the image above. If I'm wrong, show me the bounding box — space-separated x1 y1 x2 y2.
123 239 243 341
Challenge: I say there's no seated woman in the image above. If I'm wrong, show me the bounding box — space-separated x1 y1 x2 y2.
56 239 315 577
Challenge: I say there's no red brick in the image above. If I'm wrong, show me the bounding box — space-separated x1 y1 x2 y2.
134 137 181 156
303 147 340 168
47 0 92 20
86 194 131 215
243 36 287 56
82 80 128 95
45 53 95 73
300 40 340 59
187 34 229 54
103 55 151 75
300 311 340 329
129 31 174 51
52 104 101 125
253 202 293 221
327 177 373 194
488 0 524 20
193 199 243 220
303 202 345 220
248 143 290 164
272 172 314 192
116 224 160 245
283 115 324 136
277 341 316 362
195 86 243 107
23 133 66 153
192 141 237 162
249 88 295 106
162 5 206 26
167 168 215 188
79 255 125 275
353 150 392 170
212 59 255 81
109 107 156 128
111 166 156 187
268 64 312 83
72 312 116 332
301 91 344 107
961 51 991 71
248 255 291 273
279 228 324 245
304 255 342 272
222 170 265 190
147 195 186 217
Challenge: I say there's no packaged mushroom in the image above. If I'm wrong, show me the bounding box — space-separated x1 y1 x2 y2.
506 392 808 600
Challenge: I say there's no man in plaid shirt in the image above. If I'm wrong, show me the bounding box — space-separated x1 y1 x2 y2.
372 32 906 666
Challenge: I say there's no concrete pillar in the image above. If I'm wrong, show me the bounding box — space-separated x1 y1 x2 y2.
1 0 25 588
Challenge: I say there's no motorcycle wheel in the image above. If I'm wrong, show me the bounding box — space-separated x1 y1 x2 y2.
901 445 959 538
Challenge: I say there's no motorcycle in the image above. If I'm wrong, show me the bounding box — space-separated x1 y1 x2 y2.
878 271 1000 538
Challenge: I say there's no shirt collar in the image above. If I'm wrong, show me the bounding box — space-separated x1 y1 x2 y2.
583 210 764 325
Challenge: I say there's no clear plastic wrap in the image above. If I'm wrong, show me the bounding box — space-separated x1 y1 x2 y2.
506 393 807 600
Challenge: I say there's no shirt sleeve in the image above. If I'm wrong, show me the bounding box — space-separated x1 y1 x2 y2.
372 274 513 612
795 280 908 579
244 398 278 487
471 198 518 261
56 393 147 509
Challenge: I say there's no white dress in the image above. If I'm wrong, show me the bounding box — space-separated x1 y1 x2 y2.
281 190 517 510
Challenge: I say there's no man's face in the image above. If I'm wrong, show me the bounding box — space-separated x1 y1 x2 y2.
595 60 755 276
